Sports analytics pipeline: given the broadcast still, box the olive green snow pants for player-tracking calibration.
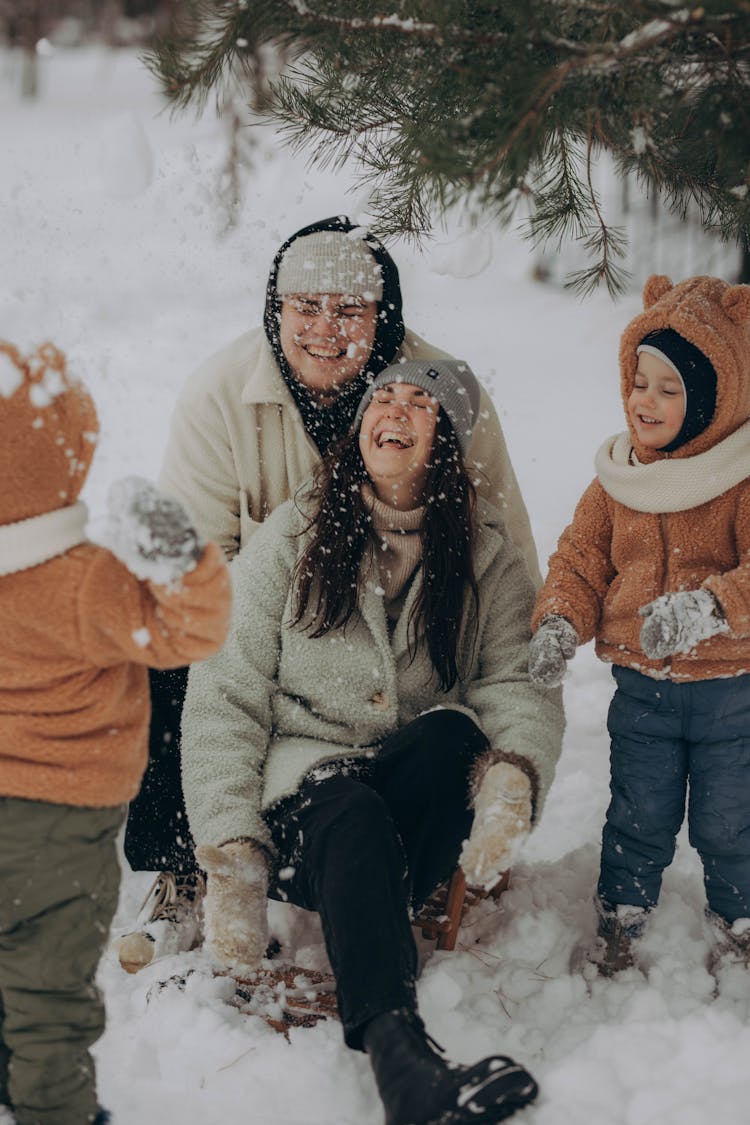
[0,797,124,1125]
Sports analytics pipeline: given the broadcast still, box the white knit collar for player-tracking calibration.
[0,502,89,576]
[595,419,750,513]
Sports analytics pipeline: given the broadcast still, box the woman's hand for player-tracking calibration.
[460,760,532,891]
[195,841,269,972]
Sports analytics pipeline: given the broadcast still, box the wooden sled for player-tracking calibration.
[149,870,510,1037]
[413,868,511,951]
[146,964,339,1039]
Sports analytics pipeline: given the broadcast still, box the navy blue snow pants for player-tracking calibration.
[599,666,750,923]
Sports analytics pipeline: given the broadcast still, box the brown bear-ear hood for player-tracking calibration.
[0,341,99,525]
[619,275,750,462]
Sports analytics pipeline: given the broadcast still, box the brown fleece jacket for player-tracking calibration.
[0,341,232,807]
[532,275,750,682]
[0,541,231,807]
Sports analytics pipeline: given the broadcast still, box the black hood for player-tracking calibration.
[262,216,405,454]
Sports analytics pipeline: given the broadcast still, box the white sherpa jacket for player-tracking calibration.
[158,327,541,585]
[181,496,563,855]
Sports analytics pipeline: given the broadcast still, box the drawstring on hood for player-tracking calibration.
[262,216,405,455]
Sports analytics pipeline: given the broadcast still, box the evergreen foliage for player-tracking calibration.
[146,1,750,294]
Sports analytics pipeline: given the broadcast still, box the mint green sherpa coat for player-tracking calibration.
[181,496,564,855]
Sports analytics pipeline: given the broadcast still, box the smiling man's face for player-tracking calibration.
[279,293,378,398]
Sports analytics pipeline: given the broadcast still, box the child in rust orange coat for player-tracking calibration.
[0,341,231,1125]
[528,275,750,980]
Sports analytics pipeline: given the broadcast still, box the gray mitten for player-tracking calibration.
[528,615,578,687]
[639,589,728,659]
[196,841,269,972]
[105,475,203,583]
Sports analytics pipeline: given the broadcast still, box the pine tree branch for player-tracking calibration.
[144,0,750,292]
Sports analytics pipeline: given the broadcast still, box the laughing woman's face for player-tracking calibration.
[358,382,439,510]
[279,293,377,399]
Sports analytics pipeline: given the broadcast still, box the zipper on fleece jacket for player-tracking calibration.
[656,510,672,675]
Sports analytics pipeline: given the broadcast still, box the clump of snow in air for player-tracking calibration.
[3,44,749,1125]
[97,110,154,198]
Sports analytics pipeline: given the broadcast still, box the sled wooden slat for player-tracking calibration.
[412,868,511,951]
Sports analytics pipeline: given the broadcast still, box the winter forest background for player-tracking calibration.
[2,5,750,1124]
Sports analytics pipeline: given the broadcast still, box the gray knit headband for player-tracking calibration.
[352,359,481,456]
[276,231,384,301]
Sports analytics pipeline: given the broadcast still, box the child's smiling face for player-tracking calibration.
[628,351,686,449]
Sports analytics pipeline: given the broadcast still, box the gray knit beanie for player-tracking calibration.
[276,230,384,301]
[352,359,481,456]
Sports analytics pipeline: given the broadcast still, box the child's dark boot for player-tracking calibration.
[572,900,648,979]
[705,908,750,994]
[362,1007,537,1124]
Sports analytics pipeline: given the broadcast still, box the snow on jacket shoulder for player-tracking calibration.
[181,496,563,854]
[158,326,541,584]
[0,540,231,808]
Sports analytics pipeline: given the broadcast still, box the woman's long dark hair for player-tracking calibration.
[290,409,479,691]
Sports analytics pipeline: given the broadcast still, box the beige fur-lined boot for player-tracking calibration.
[116,871,206,974]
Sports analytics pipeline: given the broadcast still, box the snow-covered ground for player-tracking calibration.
[2,46,749,1125]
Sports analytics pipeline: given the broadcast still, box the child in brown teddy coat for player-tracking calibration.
[528,275,750,980]
[0,341,231,1125]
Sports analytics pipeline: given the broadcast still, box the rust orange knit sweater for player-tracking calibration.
[0,540,230,807]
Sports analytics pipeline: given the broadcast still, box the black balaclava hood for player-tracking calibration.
[638,328,718,453]
[263,216,406,455]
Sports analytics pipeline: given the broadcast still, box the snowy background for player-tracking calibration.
[1,47,748,1125]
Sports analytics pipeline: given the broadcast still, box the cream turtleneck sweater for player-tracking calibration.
[361,483,425,628]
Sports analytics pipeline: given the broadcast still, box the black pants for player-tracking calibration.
[265,710,489,1049]
[123,667,199,876]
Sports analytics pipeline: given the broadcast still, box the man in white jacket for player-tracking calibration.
[116,215,542,973]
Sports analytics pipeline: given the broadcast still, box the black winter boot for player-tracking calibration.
[362,1009,538,1125]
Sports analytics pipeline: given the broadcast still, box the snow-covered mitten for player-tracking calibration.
[104,475,204,583]
[528,615,578,687]
[196,841,269,973]
[638,588,728,659]
[460,760,532,890]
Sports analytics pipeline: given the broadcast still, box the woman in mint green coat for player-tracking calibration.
[182,359,564,1125]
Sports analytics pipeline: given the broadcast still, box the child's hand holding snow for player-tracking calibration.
[105,475,204,583]
[460,760,532,891]
[196,841,269,973]
[528,615,578,687]
[639,588,728,659]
